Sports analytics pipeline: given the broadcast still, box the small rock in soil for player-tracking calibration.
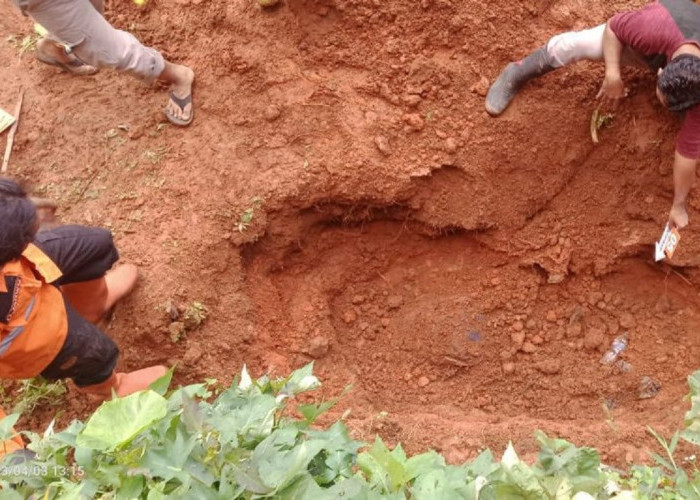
[264,104,282,121]
[169,321,186,342]
[306,336,330,359]
[343,310,357,324]
[546,310,557,322]
[402,113,425,131]
[583,327,605,351]
[587,291,604,305]
[470,76,489,97]
[381,318,391,328]
[566,322,582,338]
[128,125,144,140]
[620,312,636,329]
[615,360,633,373]
[535,360,561,375]
[502,362,515,375]
[521,342,537,353]
[183,345,204,365]
[638,376,661,399]
[526,319,537,330]
[531,334,544,345]
[510,330,525,347]
[352,295,365,305]
[402,94,422,107]
[374,135,392,156]
[165,300,180,321]
[387,295,404,309]
[418,376,430,387]
[512,321,524,332]
[445,137,458,153]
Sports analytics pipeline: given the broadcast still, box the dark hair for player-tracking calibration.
[658,54,700,112]
[0,178,37,265]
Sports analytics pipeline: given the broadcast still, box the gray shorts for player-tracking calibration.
[15,0,165,82]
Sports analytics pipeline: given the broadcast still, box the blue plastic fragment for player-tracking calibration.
[468,331,482,342]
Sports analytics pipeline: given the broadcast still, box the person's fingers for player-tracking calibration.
[31,197,57,210]
[596,87,603,100]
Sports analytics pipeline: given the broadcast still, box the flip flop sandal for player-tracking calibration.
[35,50,98,76]
[165,91,194,127]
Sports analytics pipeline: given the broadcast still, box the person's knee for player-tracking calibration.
[546,26,604,67]
[546,33,582,67]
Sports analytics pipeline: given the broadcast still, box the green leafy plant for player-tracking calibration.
[183,301,208,330]
[6,33,39,58]
[5,366,700,498]
[4,377,66,416]
[237,197,262,232]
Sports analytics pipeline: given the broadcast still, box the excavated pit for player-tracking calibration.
[243,203,700,462]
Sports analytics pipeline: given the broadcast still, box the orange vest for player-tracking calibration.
[0,244,67,379]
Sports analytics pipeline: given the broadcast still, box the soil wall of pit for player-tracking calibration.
[1,0,699,464]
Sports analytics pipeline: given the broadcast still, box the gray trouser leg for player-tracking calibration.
[23,0,165,83]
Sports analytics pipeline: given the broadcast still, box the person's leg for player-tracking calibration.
[485,24,606,116]
[33,225,137,323]
[24,0,194,125]
[61,264,138,323]
[40,300,167,399]
[33,0,102,75]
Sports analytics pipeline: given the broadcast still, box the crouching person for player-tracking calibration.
[0,178,166,400]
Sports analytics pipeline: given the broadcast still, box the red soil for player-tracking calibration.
[2,0,699,466]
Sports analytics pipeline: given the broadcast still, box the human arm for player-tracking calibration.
[596,22,626,106]
[668,150,696,229]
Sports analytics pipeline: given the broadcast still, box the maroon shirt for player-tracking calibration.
[610,0,700,159]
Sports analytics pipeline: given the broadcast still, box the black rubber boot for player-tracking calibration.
[485,47,555,116]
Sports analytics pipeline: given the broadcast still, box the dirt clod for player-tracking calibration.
[510,330,525,348]
[639,376,661,399]
[343,310,357,324]
[418,376,430,387]
[183,345,203,365]
[306,336,330,359]
[264,104,282,122]
[521,342,537,354]
[502,362,515,375]
[584,328,605,352]
[535,360,561,375]
[470,76,489,97]
[620,313,636,329]
[387,295,404,309]
[374,135,392,156]
[402,113,425,132]
[168,322,186,343]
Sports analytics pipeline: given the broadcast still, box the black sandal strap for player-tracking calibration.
[169,91,192,111]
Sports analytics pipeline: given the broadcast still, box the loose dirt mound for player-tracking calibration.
[1,0,699,466]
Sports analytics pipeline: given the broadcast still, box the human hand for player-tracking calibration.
[669,203,689,229]
[596,75,627,109]
[30,197,58,231]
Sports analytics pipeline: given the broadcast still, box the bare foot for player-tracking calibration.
[104,264,139,311]
[160,62,195,125]
[35,38,98,76]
